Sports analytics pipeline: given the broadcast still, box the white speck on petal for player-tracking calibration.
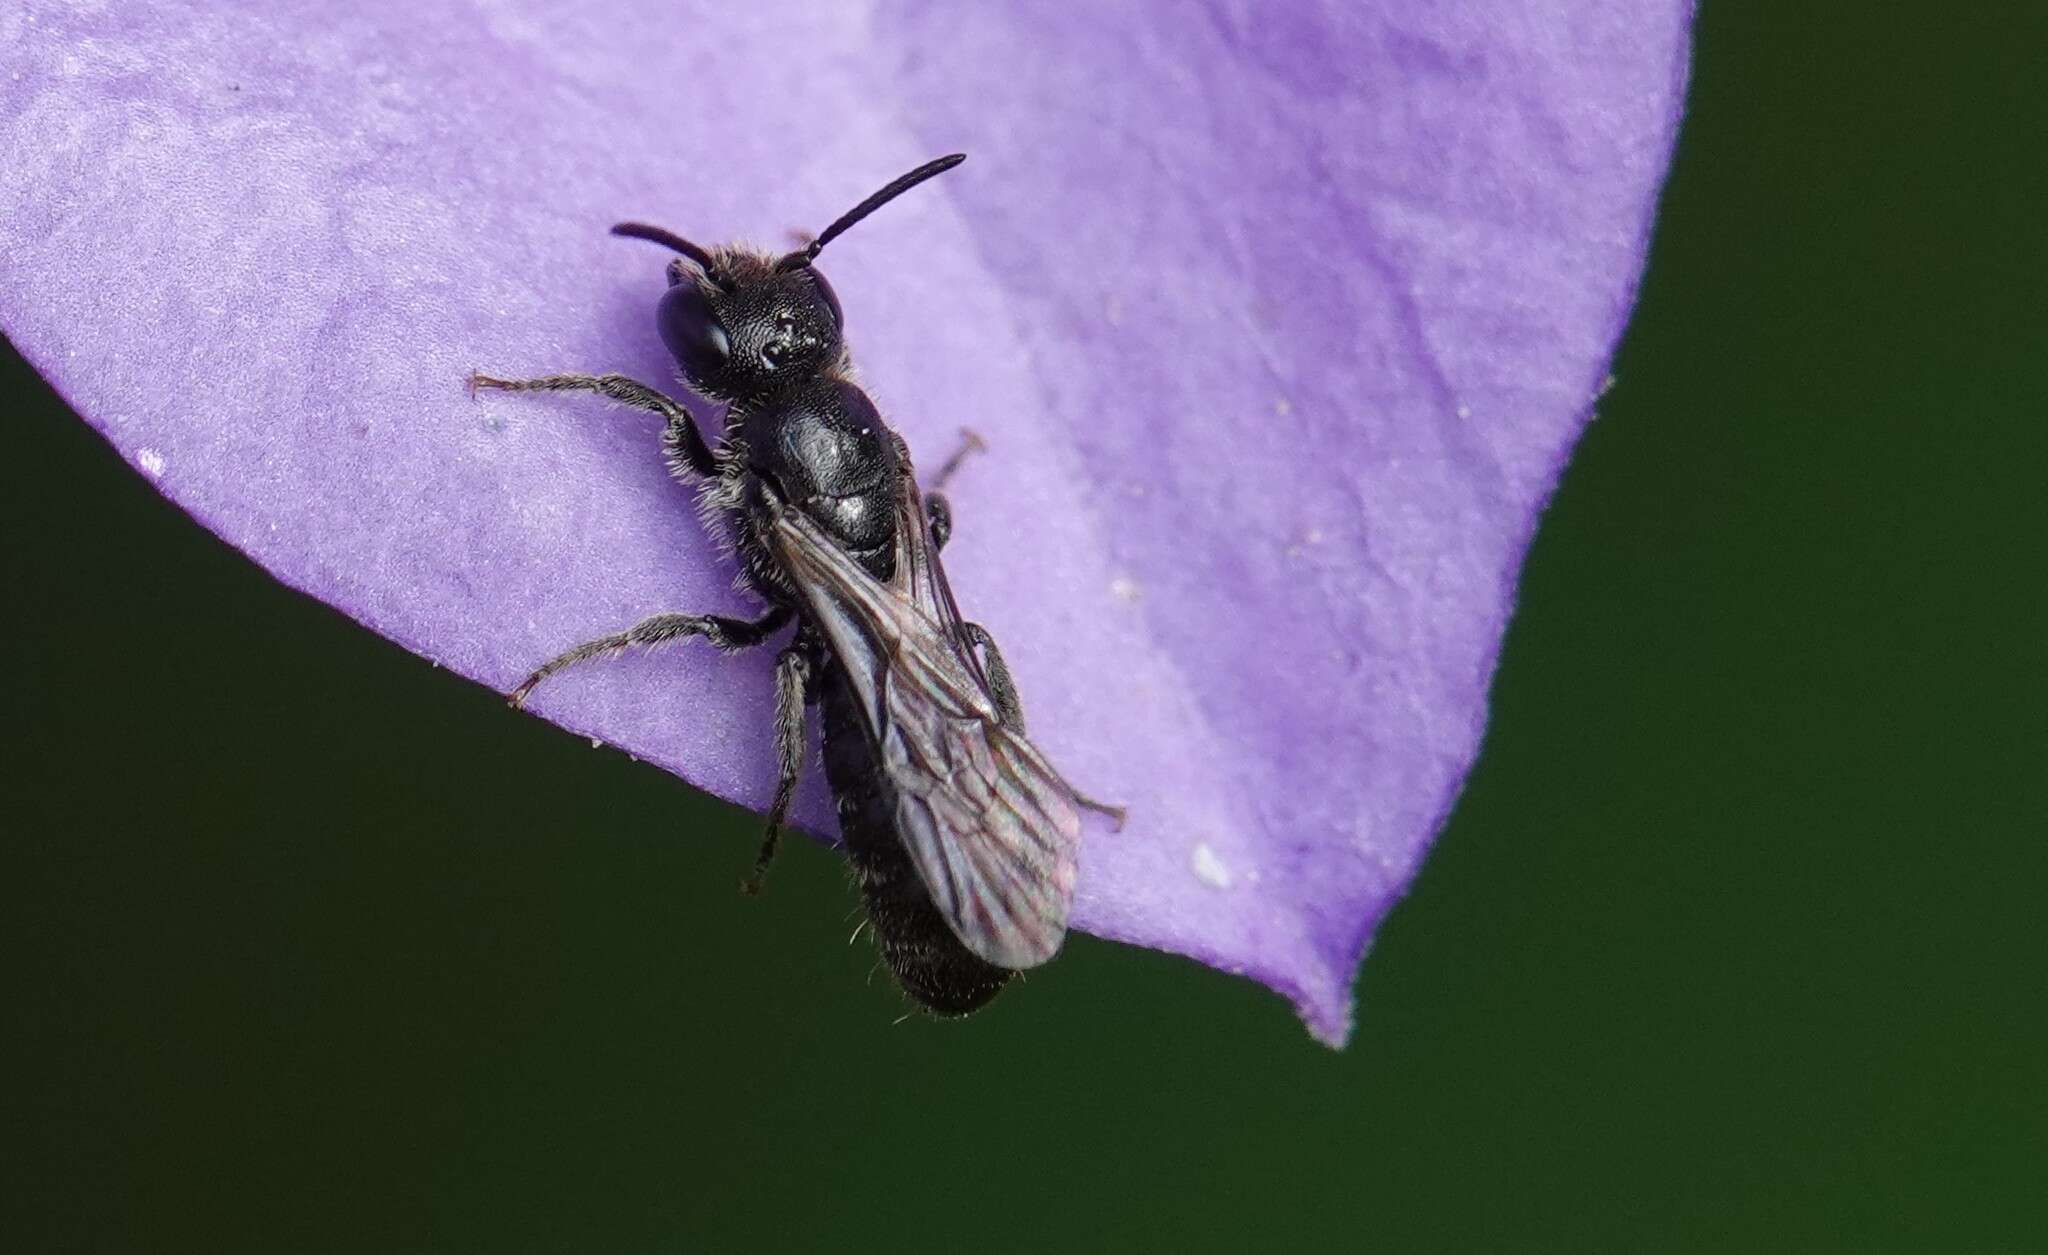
[589,737,604,749]
[137,448,165,478]
[1455,404,1472,420]
[1191,842,1234,889]
[1109,575,1142,602]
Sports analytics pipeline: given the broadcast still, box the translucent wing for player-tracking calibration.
[763,482,1085,969]
[887,466,989,687]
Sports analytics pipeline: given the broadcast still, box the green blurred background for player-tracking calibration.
[5,7,2042,1251]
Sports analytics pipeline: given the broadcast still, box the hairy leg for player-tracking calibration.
[960,621,1024,732]
[741,645,814,895]
[964,620,1126,829]
[468,371,718,477]
[508,607,791,707]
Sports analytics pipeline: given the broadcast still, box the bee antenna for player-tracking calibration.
[610,222,719,273]
[776,153,966,273]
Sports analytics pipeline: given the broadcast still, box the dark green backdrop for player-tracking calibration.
[6,7,2042,1251]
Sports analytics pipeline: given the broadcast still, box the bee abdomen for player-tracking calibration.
[818,663,1012,1015]
[847,829,1012,1016]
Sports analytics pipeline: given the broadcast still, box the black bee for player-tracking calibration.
[471,155,1120,1015]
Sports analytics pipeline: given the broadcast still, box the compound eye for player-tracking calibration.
[807,267,844,331]
[656,283,730,382]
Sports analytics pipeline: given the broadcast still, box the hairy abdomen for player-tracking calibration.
[818,661,1012,1015]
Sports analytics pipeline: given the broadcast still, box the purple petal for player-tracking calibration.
[0,2,1691,1044]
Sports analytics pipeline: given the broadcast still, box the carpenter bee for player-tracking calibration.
[471,155,1120,1015]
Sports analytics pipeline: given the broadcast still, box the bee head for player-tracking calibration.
[612,153,965,402]
[627,247,843,399]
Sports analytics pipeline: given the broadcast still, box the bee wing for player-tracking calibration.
[764,492,1081,969]
[889,474,989,684]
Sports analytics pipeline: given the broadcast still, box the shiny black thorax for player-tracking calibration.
[725,373,903,580]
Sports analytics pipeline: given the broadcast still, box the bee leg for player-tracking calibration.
[741,645,813,896]
[507,607,791,708]
[467,371,717,477]
[965,622,1125,829]
[925,492,954,550]
[960,622,1025,733]
[926,427,987,493]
